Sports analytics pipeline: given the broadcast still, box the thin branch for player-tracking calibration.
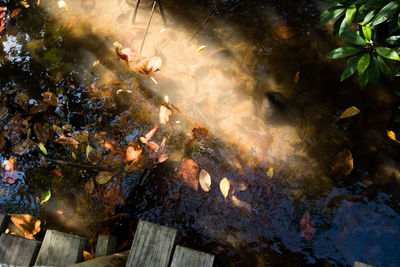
[44,157,123,171]
[140,1,157,54]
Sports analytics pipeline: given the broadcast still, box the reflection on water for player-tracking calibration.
[0,0,400,266]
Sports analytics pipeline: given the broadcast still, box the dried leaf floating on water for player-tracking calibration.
[300,211,316,240]
[199,169,211,192]
[339,106,360,119]
[10,8,21,18]
[179,159,200,191]
[387,130,400,143]
[96,171,114,184]
[136,56,162,74]
[10,214,41,240]
[220,177,230,199]
[158,154,169,163]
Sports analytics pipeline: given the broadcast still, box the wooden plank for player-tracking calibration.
[170,245,214,267]
[125,220,177,267]
[354,261,374,267]
[0,213,9,232]
[0,233,41,266]
[69,250,129,267]
[95,234,117,258]
[34,229,87,267]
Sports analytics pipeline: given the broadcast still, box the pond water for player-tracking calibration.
[1,0,400,266]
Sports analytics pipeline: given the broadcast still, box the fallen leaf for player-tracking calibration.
[38,143,47,155]
[196,46,207,53]
[56,210,64,215]
[136,56,162,74]
[139,137,147,144]
[199,169,211,192]
[294,72,300,83]
[266,168,273,178]
[96,171,113,184]
[40,190,51,204]
[330,148,353,177]
[9,214,41,239]
[220,177,230,199]
[160,137,167,149]
[144,125,159,142]
[83,251,94,261]
[126,146,142,161]
[6,113,23,145]
[52,124,64,136]
[62,124,73,131]
[300,211,316,240]
[158,154,168,163]
[92,60,100,67]
[275,25,294,39]
[53,169,62,177]
[33,122,54,143]
[179,159,199,191]
[387,130,400,143]
[232,195,251,213]
[3,157,16,172]
[84,179,94,194]
[10,8,21,18]
[159,105,171,124]
[86,144,93,160]
[55,136,79,149]
[190,127,208,141]
[42,91,58,106]
[339,106,360,119]
[0,7,7,12]
[15,92,29,111]
[119,48,138,62]
[20,1,29,8]
[29,101,48,114]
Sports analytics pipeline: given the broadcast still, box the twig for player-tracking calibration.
[44,157,123,171]
[188,0,225,44]
[140,1,157,54]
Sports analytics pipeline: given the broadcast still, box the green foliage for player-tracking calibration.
[321,0,400,87]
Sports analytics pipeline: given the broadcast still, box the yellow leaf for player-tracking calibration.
[139,137,147,144]
[339,106,360,119]
[199,169,211,192]
[387,130,400,143]
[83,251,94,261]
[196,46,207,53]
[266,167,273,178]
[219,178,230,199]
[86,144,93,160]
[38,143,47,155]
[92,60,100,67]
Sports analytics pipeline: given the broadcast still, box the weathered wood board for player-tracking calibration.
[354,261,374,267]
[126,220,177,267]
[170,245,214,267]
[95,234,117,258]
[69,250,130,267]
[34,229,87,267]
[0,233,41,266]
[0,213,9,233]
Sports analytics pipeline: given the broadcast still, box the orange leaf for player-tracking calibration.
[159,105,171,124]
[83,251,94,261]
[9,214,41,239]
[56,210,64,215]
[300,211,316,240]
[144,125,159,142]
[55,136,79,149]
[126,146,142,162]
[3,157,16,172]
[158,154,168,163]
[53,169,62,177]
[294,72,300,83]
[179,159,199,191]
[387,130,400,143]
[10,8,21,18]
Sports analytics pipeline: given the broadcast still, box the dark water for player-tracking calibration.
[0,0,400,266]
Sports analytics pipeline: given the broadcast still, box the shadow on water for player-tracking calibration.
[0,0,400,266]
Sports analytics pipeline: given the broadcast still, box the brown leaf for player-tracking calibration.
[55,136,79,149]
[84,179,94,194]
[126,146,142,162]
[179,159,199,190]
[6,113,23,145]
[144,125,159,142]
[159,105,171,124]
[158,154,168,163]
[136,56,162,74]
[96,171,114,184]
[33,122,54,143]
[275,25,294,39]
[42,91,58,106]
[300,211,316,240]
[29,100,48,114]
[330,148,353,177]
[15,92,29,111]
[10,8,21,18]
[9,214,41,239]
[190,127,208,141]
[294,72,300,83]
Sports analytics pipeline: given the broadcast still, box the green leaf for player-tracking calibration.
[372,1,400,26]
[345,4,357,26]
[362,25,372,41]
[341,30,367,45]
[40,190,51,204]
[334,16,345,36]
[328,44,364,59]
[319,7,346,25]
[359,67,369,88]
[394,64,400,76]
[358,53,370,74]
[377,55,393,79]
[386,35,400,45]
[364,10,376,23]
[398,12,400,31]
[340,55,362,81]
[38,143,47,155]
[368,56,380,86]
[376,47,400,61]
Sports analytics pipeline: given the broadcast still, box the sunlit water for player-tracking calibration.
[0,0,400,266]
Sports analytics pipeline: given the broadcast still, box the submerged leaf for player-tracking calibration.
[136,56,162,74]
[126,146,142,162]
[330,148,353,177]
[38,143,47,155]
[158,154,169,163]
[179,159,199,191]
[159,105,171,124]
[339,106,360,119]
[199,169,211,192]
[300,211,316,240]
[266,167,273,178]
[232,195,251,213]
[40,190,51,204]
[294,72,300,83]
[55,136,79,149]
[10,8,21,18]
[96,171,114,184]
[42,91,58,106]
[219,178,230,199]
[10,214,41,240]
[84,179,94,194]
